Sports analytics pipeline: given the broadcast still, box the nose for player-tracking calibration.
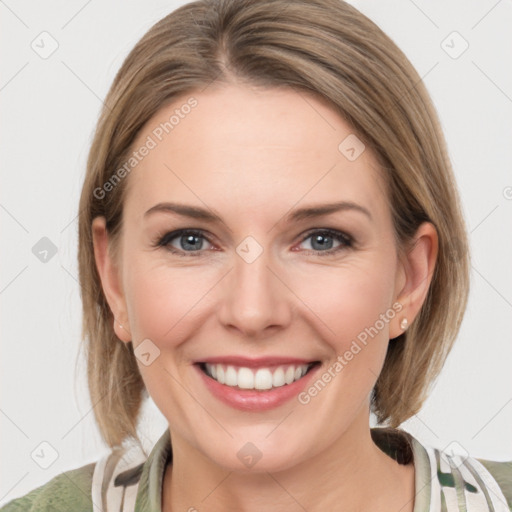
[217,245,292,338]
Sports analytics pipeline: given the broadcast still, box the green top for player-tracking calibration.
[1,427,511,511]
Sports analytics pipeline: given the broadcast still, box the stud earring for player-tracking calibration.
[400,318,408,331]
[114,319,126,331]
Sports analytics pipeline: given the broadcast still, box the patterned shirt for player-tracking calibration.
[1,427,511,511]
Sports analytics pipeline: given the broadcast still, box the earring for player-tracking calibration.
[400,318,408,331]
[114,319,126,331]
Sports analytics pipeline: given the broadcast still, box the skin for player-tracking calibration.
[92,83,438,511]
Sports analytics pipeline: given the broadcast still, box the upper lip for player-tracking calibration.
[196,356,318,368]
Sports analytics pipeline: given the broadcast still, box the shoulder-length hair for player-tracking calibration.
[78,0,470,449]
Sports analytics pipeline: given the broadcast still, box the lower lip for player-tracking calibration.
[195,364,320,411]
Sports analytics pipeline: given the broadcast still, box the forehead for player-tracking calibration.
[123,84,388,224]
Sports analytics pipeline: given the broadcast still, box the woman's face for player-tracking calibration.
[94,84,413,472]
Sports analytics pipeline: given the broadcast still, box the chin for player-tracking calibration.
[201,435,310,474]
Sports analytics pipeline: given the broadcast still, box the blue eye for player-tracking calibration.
[155,229,212,256]
[153,228,353,257]
[298,229,353,254]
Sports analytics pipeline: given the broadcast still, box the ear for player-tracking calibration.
[91,216,132,343]
[389,222,438,339]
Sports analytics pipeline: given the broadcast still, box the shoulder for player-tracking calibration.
[372,427,512,511]
[0,441,149,512]
[420,439,512,511]
[0,462,96,512]
[474,456,512,509]
[0,438,152,512]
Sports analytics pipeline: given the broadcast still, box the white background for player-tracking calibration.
[1,0,511,505]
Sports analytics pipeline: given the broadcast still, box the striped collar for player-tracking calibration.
[92,427,509,511]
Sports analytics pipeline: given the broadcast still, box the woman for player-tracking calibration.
[2,0,510,511]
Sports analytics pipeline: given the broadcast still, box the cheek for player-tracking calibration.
[292,257,397,349]
[125,250,398,352]
[124,254,220,343]
[290,260,398,424]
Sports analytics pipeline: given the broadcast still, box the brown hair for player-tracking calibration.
[78,0,470,449]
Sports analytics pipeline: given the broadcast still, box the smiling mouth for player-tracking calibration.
[198,362,320,391]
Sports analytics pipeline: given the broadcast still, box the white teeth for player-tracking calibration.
[254,368,273,390]
[272,367,285,387]
[238,367,254,389]
[285,366,295,385]
[204,363,311,390]
[225,366,237,386]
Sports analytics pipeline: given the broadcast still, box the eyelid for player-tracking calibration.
[299,227,352,243]
[153,228,215,255]
[295,228,353,254]
[153,227,354,257]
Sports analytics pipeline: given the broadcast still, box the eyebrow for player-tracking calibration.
[143,200,372,223]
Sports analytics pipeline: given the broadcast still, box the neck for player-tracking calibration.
[162,409,415,512]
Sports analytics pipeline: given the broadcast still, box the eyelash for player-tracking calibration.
[152,228,354,257]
